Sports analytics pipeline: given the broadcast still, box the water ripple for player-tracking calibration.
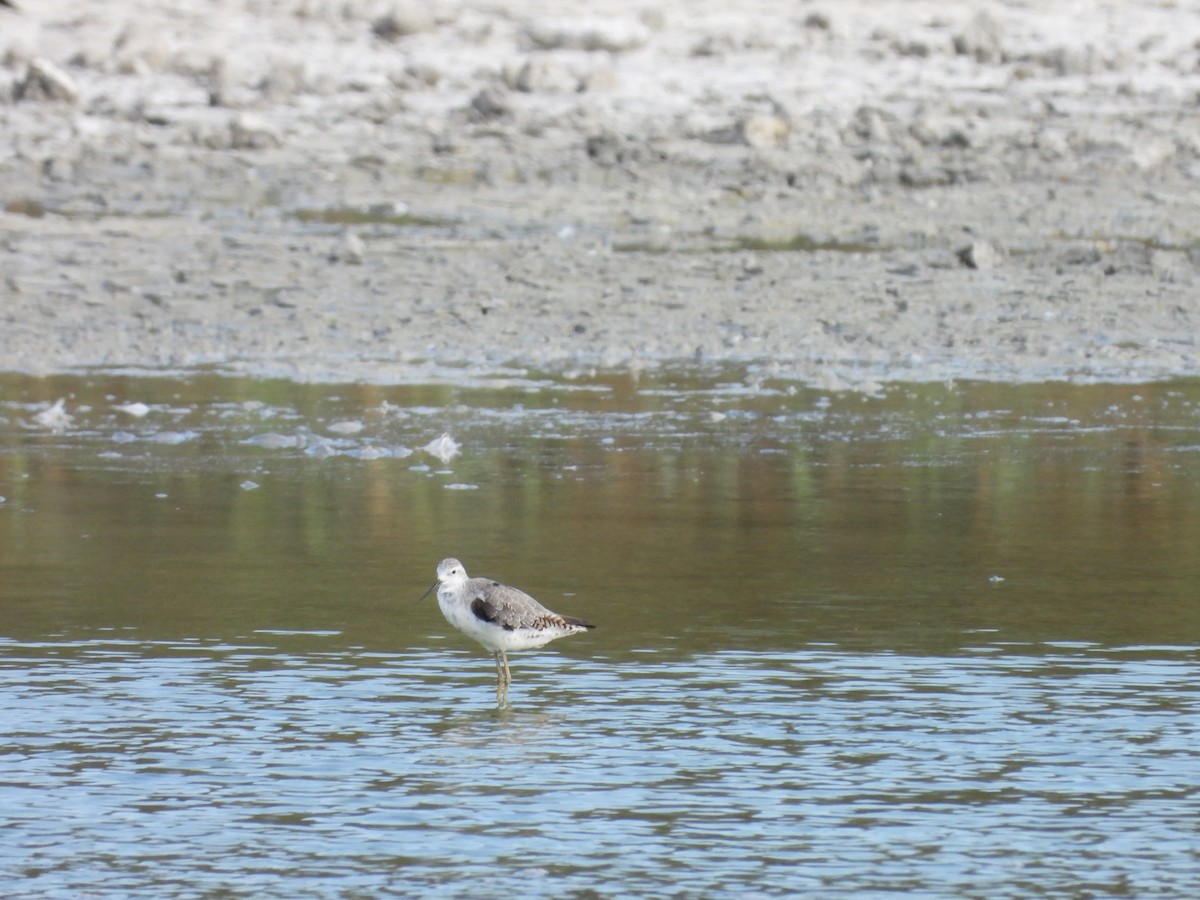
[2,640,1197,897]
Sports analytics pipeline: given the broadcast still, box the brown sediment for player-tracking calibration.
[1,1,1198,390]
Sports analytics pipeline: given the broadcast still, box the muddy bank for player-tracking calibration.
[2,1,1199,390]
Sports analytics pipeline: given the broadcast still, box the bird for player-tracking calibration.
[419,557,594,707]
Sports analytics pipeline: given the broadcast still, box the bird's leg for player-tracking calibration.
[498,651,512,708]
[493,652,504,706]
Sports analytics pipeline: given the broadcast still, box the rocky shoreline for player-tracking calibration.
[3,1,1199,389]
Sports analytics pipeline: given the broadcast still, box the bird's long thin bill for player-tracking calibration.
[417,580,438,602]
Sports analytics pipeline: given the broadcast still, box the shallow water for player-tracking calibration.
[2,369,1199,897]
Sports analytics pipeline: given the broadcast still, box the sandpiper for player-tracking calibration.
[419,557,594,707]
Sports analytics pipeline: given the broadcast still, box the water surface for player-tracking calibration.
[2,369,1198,896]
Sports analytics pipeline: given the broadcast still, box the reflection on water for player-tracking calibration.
[2,369,1199,896]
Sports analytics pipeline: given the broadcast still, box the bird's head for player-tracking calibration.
[418,557,469,601]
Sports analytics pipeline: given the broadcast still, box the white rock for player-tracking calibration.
[739,115,789,149]
[114,402,151,418]
[149,430,196,445]
[422,432,460,463]
[511,58,577,94]
[243,432,304,449]
[372,3,436,41]
[523,18,650,53]
[305,441,336,459]
[340,233,365,264]
[33,398,73,432]
[229,113,281,150]
[957,240,1004,270]
[467,87,510,122]
[579,68,619,93]
[16,58,80,103]
[953,11,1005,63]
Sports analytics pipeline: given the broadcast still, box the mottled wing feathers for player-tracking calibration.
[470,595,513,631]
[467,578,593,632]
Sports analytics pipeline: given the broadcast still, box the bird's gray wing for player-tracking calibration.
[468,579,559,631]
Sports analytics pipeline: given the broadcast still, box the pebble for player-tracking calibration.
[739,115,789,149]
[422,433,460,463]
[957,240,1004,270]
[523,18,650,53]
[579,68,618,93]
[468,87,509,122]
[510,59,577,94]
[372,2,436,41]
[149,430,196,445]
[243,432,304,449]
[229,113,281,150]
[340,233,366,265]
[15,58,79,103]
[33,398,73,432]
[953,11,1005,63]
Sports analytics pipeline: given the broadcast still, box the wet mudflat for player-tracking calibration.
[2,368,1199,897]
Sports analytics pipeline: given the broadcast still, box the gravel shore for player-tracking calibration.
[3,1,1199,389]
